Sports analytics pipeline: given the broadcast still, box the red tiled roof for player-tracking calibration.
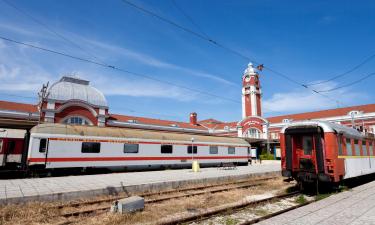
[198,118,238,130]
[110,114,207,130]
[1,99,374,132]
[198,118,223,124]
[266,104,375,124]
[0,100,38,113]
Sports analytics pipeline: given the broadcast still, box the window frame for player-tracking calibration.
[354,139,360,156]
[209,146,218,154]
[338,135,343,155]
[302,136,313,155]
[346,138,352,156]
[124,143,139,154]
[161,145,173,154]
[228,147,235,154]
[39,138,48,153]
[81,142,101,153]
[362,140,367,156]
[187,145,197,154]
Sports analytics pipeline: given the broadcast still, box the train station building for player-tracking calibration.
[0,63,374,145]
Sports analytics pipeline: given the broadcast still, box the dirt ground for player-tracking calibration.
[0,176,293,225]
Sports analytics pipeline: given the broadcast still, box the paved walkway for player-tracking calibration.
[259,179,375,225]
[0,161,280,204]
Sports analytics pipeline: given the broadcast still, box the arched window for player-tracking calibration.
[245,128,262,139]
[62,116,92,125]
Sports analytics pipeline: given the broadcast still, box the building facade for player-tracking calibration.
[0,65,374,141]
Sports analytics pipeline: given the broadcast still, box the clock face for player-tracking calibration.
[245,76,250,82]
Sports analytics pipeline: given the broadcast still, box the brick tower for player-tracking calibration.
[242,63,262,119]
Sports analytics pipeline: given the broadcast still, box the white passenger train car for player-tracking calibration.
[26,124,250,170]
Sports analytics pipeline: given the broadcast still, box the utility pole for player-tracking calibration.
[37,82,49,124]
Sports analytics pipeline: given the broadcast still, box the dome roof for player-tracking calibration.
[48,76,108,107]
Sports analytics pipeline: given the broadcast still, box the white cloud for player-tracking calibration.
[77,72,197,101]
[70,35,236,86]
[263,82,367,113]
[0,21,236,92]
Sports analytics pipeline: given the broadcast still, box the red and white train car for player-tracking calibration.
[280,121,375,185]
[26,124,250,170]
[0,129,26,168]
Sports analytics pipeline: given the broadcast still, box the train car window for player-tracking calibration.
[337,136,343,155]
[354,140,360,156]
[161,145,173,154]
[0,140,3,152]
[302,136,313,155]
[228,147,235,154]
[81,142,100,153]
[39,139,48,153]
[187,146,197,154]
[124,144,139,153]
[362,141,367,155]
[209,146,218,154]
[346,138,352,156]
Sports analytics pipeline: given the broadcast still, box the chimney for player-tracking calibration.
[190,112,197,125]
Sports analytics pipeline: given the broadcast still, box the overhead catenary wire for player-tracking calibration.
[317,72,375,93]
[120,0,305,86]
[1,0,108,66]
[120,0,350,108]
[305,53,375,87]
[0,35,283,115]
[0,35,241,104]
[171,0,210,40]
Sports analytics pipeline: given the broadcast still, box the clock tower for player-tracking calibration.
[242,62,262,119]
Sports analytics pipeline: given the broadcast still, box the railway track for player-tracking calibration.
[155,191,303,225]
[57,176,279,218]
[237,200,313,225]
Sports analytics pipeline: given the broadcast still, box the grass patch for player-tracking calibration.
[295,195,307,204]
[222,217,239,225]
[254,208,269,216]
[316,193,332,201]
[259,153,275,160]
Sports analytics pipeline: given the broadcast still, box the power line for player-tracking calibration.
[317,72,375,93]
[0,35,243,104]
[120,0,302,85]
[1,0,107,65]
[306,52,375,86]
[171,0,210,39]
[120,0,351,108]
[0,35,287,116]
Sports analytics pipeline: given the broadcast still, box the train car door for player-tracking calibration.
[294,135,316,173]
[38,138,49,167]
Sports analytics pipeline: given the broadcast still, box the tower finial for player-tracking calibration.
[244,62,256,75]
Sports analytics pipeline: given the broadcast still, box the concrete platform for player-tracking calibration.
[0,160,280,205]
[259,179,375,225]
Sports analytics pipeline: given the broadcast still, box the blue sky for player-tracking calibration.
[0,0,374,122]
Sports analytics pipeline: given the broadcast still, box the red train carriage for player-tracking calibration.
[0,129,27,169]
[280,121,375,186]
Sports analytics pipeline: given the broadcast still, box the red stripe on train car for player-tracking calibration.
[28,156,248,162]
